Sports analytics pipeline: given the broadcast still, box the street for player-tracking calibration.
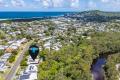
[5,41,33,80]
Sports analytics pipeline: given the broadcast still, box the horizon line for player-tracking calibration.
[0,10,120,12]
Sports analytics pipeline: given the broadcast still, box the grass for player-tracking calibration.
[0,74,4,80]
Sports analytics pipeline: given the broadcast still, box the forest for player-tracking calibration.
[38,32,120,80]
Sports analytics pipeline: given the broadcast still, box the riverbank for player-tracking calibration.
[91,52,120,80]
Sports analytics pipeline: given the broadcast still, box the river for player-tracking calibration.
[91,57,106,80]
[91,51,120,80]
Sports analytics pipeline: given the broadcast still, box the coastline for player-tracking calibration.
[0,12,69,22]
[0,16,57,22]
[0,14,65,22]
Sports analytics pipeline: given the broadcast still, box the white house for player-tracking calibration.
[0,61,6,72]
[116,64,120,71]
[25,64,38,72]
[0,45,5,50]
[0,45,8,50]
[27,56,39,65]
[44,41,51,50]
[1,53,11,61]
[19,64,38,80]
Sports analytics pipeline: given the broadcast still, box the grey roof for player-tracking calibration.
[0,61,5,68]
[19,73,30,80]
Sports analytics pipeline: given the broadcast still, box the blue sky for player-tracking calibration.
[0,0,120,11]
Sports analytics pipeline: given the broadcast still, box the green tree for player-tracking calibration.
[8,55,15,63]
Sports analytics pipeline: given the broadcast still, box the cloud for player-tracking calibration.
[101,0,120,7]
[0,0,4,6]
[35,0,52,8]
[43,0,53,8]
[112,0,120,5]
[70,0,80,8]
[52,0,64,8]
[101,0,109,3]
[42,0,50,7]
[101,0,120,5]
[0,0,8,7]
[88,1,97,9]
[34,0,40,1]
[34,0,80,8]
[11,0,25,7]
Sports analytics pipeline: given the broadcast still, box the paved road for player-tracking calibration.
[5,41,33,80]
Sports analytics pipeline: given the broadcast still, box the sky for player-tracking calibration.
[0,0,120,11]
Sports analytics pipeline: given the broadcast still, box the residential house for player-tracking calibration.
[19,64,38,80]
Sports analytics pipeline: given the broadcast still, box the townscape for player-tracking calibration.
[0,10,120,80]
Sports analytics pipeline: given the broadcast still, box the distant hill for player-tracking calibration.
[79,10,120,17]
[64,10,120,22]
[1,10,120,22]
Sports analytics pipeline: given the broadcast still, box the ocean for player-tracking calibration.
[0,12,70,19]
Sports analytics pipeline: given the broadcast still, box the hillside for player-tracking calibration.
[64,10,120,22]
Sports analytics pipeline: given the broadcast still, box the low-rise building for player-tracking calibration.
[0,61,6,72]
[116,64,120,71]
[19,64,38,80]
[0,45,8,50]
[27,57,39,65]
[0,53,11,62]
[0,53,12,72]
